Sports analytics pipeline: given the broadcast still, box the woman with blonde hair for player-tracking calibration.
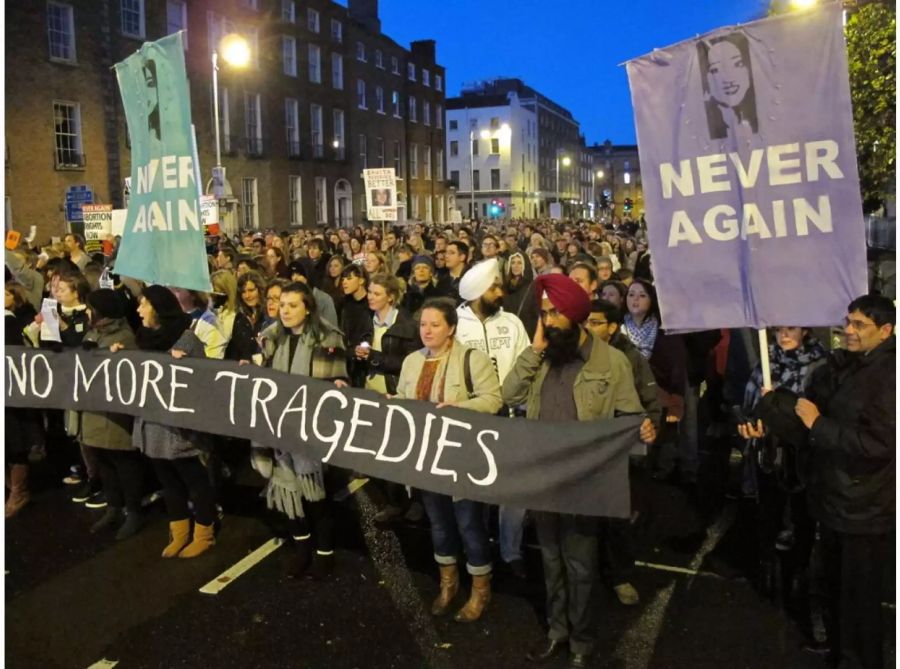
[364,250,388,276]
[210,270,238,347]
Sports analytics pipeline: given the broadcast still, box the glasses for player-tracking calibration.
[482,242,496,248]
[844,317,876,331]
[587,319,609,327]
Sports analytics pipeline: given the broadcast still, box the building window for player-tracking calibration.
[241,0,258,9]
[307,8,319,32]
[356,80,367,109]
[425,196,433,222]
[121,0,145,39]
[242,178,258,229]
[423,101,431,127]
[359,134,367,169]
[282,36,297,76]
[166,1,188,49]
[408,96,417,123]
[472,138,479,156]
[310,103,323,157]
[244,92,262,155]
[490,138,499,154]
[436,105,443,129]
[281,0,295,22]
[449,170,459,187]
[289,175,302,225]
[216,86,232,152]
[435,74,443,91]
[375,86,384,114]
[391,90,401,117]
[356,41,366,62]
[248,27,259,68]
[376,138,385,168]
[424,148,432,181]
[285,98,300,157]
[47,2,76,62]
[315,177,327,224]
[53,101,83,168]
[331,53,344,90]
[393,141,401,174]
[375,49,384,69]
[436,149,444,180]
[409,143,418,179]
[449,141,458,157]
[407,62,416,81]
[308,44,321,83]
[490,117,500,130]
[473,170,480,190]
[207,12,234,56]
[422,69,430,87]
[410,193,418,219]
[491,169,500,189]
[331,19,342,42]
[333,108,345,160]
[391,55,399,74]
[449,119,458,131]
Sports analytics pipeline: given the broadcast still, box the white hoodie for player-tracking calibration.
[455,304,530,383]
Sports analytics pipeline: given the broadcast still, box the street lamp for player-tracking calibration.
[211,33,249,230]
[555,149,571,204]
[590,170,604,221]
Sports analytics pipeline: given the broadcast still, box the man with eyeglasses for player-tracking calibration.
[479,234,505,275]
[742,294,894,669]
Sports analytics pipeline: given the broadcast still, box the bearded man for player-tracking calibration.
[502,274,653,669]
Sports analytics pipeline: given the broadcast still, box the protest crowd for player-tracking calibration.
[5,214,894,669]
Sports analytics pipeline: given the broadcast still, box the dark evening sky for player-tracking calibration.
[376,0,768,145]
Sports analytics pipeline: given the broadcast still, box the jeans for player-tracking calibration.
[601,517,635,586]
[535,512,600,656]
[421,491,491,575]
[499,505,527,563]
[677,383,701,477]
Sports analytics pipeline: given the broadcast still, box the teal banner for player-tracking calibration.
[114,32,211,292]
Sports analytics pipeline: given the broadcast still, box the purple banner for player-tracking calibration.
[626,4,867,332]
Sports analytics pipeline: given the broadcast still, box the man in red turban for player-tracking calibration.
[503,273,654,668]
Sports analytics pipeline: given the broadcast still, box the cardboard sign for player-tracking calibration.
[5,230,21,250]
[363,168,398,221]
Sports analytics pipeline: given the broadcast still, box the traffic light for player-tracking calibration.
[623,198,633,213]
[489,199,506,218]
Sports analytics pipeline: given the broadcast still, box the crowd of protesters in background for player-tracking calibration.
[5,214,894,669]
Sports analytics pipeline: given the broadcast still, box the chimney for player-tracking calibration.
[349,0,380,34]
[410,40,436,63]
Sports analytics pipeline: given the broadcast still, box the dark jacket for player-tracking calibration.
[805,337,895,534]
[80,318,136,450]
[402,279,445,317]
[341,293,373,388]
[226,311,264,361]
[502,278,538,339]
[367,308,422,395]
[436,269,466,306]
[648,330,687,420]
[610,331,663,429]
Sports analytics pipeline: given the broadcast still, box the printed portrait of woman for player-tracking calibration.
[371,188,392,206]
[697,32,759,140]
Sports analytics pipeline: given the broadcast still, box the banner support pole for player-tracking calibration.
[758,328,772,390]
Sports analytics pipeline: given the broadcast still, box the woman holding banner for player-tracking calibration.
[254,282,349,579]
[127,285,217,559]
[395,297,502,623]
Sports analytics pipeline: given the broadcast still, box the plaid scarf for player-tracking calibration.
[743,337,827,412]
[622,313,659,359]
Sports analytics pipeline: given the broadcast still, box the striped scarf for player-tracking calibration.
[623,313,659,359]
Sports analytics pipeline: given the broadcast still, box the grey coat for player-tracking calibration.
[132,330,208,459]
[80,318,137,450]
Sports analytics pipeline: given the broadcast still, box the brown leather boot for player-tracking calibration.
[178,522,216,558]
[430,564,459,616]
[5,465,30,518]
[161,519,191,558]
[454,573,491,623]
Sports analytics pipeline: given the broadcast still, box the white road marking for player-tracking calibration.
[86,660,119,669]
[198,538,283,595]
[613,504,737,669]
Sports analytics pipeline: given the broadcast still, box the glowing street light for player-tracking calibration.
[211,33,250,226]
[790,0,817,8]
[555,149,571,205]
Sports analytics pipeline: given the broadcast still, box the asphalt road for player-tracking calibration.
[5,457,895,669]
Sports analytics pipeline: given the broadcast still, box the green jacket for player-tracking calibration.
[501,331,643,422]
[610,331,663,429]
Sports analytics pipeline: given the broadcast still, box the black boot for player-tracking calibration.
[115,511,144,541]
[90,506,123,534]
[305,551,335,580]
[286,536,313,578]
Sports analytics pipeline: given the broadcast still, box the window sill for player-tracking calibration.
[121,32,146,40]
[49,57,78,66]
[55,165,86,172]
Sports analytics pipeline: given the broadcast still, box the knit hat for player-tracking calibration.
[288,260,308,279]
[141,285,184,320]
[459,258,500,301]
[87,288,126,321]
[534,273,591,324]
[412,255,435,272]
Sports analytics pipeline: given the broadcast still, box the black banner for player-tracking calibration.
[5,347,641,517]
